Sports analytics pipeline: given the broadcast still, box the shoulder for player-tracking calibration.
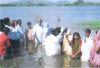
[2,33,8,38]
[33,24,38,28]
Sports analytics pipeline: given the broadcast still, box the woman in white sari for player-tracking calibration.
[63,28,72,55]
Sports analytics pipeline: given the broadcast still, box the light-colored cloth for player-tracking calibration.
[17,25,24,34]
[45,34,62,56]
[42,23,50,44]
[5,25,13,39]
[10,26,20,40]
[32,24,44,44]
[81,36,93,62]
[17,25,24,42]
[92,30,100,67]
[63,34,72,55]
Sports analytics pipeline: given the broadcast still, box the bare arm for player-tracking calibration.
[93,40,99,52]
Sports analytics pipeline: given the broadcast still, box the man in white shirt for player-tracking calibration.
[32,19,44,47]
[81,29,93,62]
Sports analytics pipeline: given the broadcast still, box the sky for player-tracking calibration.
[0,0,21,4]
[1,0,100,4]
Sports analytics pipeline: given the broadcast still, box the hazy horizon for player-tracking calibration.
[1,0,100,4]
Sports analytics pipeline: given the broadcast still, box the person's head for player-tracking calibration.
[73,32,81,40]
[51,28,57,36]
[27,22,31,28]
[17,19,22,26]
[11,20,17,28]
[0,19,5,31]
[85,29,91,37]
[56,27,61,34]
[95,30,98,39]
[3,17,10,26]
[3,27,10,35]
[96,30,100,40]
[64,28,68,34]
[37,19,42,26]
[72,32,81,45]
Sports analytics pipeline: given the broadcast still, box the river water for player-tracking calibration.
[0,6,100,68]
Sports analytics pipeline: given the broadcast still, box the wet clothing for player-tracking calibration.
[42,23,50,44]
[72,40,82,58]
[0,32,10,55]
[32,24,44,44]
[45,34,62,56]
[81,36,93,61]
[25,28,33,42]
[63,34,72,55]
[92,31,100,67]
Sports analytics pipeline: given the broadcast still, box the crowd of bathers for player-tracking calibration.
[0,17,100,67]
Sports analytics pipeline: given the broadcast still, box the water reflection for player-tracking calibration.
[0,58,22,68]
[0,43,95,68]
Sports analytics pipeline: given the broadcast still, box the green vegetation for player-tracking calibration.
[1,0,100,7]
[77,21,100,29]
[0,3,47,7]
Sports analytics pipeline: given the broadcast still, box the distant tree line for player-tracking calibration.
[0,0,100,7]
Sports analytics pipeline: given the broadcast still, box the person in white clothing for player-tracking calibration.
[81,29,93,62]
[42,23,50,44]
[63,28,72,55]
[32,19,44,45]
[45,28,64,56]
[17,19,24,41]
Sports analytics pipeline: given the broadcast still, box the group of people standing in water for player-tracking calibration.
[0,17,100,67]
[0,17,24,60]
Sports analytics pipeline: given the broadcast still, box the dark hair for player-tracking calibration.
[85,29,91,34]
[56,27,61,34]
[3,27,10,35]
[17,19,21,23]
[96,30,98,34]
[51,28,57,36]
[0,19,5,31]
[72,32,81,45]
[17,19,22,25]
[64,28,68,33]
[11,20,16,27]
[3,17,10,25]
[27,22,31,25]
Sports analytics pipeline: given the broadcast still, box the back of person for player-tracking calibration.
[45,34,61,56]
[0,32,10,55]
[45,28,63,56]
[63,29,72,55]
[27,28,33,41]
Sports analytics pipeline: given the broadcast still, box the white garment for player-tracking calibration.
[32,24,44,44]
[17,25,24,34]
[5,25,13,39]
[42,23,50,44]
[81,36,93,61]
[63,34,72,55]
[0,31,3,34]
[17,25,24,42]
[45,34,62,56]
